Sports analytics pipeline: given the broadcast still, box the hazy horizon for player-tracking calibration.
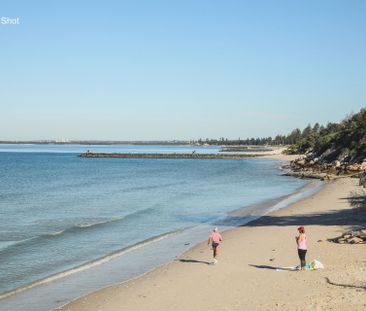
[1,1,365,141]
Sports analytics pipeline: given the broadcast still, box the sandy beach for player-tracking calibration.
[60,158,366,311]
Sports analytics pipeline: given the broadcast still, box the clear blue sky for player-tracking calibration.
[1,0,365,141]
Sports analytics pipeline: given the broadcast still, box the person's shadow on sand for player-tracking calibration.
[178,259,212,265]
[249,264,297,271]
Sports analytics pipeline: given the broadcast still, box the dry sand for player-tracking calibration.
[236,146,299,161]
[60,158,366,311]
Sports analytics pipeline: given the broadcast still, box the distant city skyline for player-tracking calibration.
[1,0,365,141]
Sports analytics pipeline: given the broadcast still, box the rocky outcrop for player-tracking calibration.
[329,229,366,244]
[289,154,366,181]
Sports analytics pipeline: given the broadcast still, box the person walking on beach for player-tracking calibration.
[208,227,222,264]
[296,226,307,271]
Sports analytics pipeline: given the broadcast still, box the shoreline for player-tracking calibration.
[0,229,184,301]
[60,154,366,311]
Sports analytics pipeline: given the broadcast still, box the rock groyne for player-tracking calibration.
[79,152,260,159]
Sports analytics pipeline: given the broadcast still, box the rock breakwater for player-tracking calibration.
[79,152,260,159]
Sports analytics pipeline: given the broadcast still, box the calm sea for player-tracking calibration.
[0,144,314,310]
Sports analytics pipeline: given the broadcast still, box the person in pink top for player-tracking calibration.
[295,226,307,271]
[208,227,223,264]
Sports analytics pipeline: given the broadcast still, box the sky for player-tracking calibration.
[1,0,365,141]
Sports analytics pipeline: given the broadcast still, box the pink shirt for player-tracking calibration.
[298,234,307,250]
[210,232,222,243]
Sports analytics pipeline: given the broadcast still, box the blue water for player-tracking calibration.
[0,144,309,307]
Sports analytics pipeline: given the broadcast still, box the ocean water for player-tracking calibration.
[0,144,312,310]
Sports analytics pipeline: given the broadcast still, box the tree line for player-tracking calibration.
[191,122,342,147]
[192,107,366,163]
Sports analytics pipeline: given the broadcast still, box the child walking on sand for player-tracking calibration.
[208,227,222,264]
[295,226,307,271]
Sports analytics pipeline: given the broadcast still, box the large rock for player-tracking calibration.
[347,164,361,172]
[358,230,366,240]
[359,230,366,239]
[330,229,366,244]
[348,237,364,244]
